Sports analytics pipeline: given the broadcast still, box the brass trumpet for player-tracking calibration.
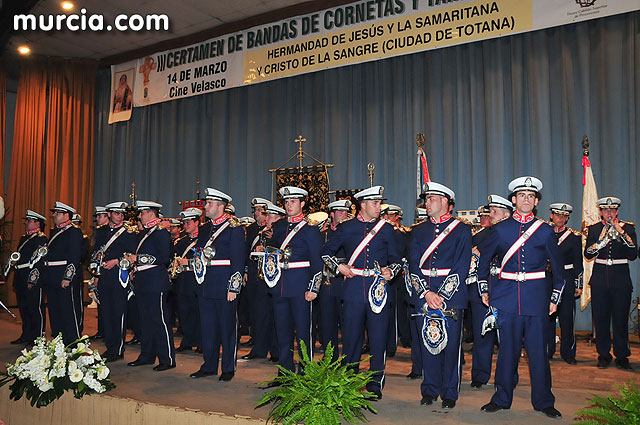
[169,254,184,279]
[203,246,216,260]
[605,219,621,241]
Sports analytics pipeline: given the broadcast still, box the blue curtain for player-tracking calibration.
[95,11,640,330]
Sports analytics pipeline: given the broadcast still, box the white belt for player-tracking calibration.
[351,267,377,277]
[15,264,30,270]
[500,271,546,281]
[420,268,451,277]
[135,264,159,272]
[206,259,231,266]
[595,258,628,266]
[564,264,574,270]
[490,266,501,276]
[44,260,67,267]
[283,261,310,269]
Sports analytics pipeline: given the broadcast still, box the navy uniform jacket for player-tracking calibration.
[195,215,246,299]
[134,224,171,293]
[171,232,199,295]
[267,216,323,298]
[44,224,84,285]
[477,214,565,317]
[14,231,48,289]
[322,216,401,304]
[552,228,583,294]
[245,222,267,294]
[408,216,472,309]
[584,221,637,289]
[92,224,138,284]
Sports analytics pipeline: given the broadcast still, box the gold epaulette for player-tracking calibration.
[173,234,186,245]
[227,216,242,227]
[455,216,473,227]
[621,220,635,226]
[124,223,137,233]
[96,223,108,229]
[410,219,427,228]
[399,225,412,233]
[568,227,582,237]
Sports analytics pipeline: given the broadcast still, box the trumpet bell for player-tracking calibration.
[307,211,329,227]
[203,246,216,259]
[9,252,20,263]
[119,258,131,270]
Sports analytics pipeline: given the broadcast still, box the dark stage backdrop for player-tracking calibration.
[95,11,640,330]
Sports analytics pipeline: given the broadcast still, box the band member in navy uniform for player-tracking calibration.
[323,186,400,400]
[584,196,637,370]
[189,188,246,381]
[547,203,583,364]
[32,202,84,345]
[468,195,512,389]
[318,199,351,362]
[90,206,109,340]
[173,208,203,353]
[408,183,471,409]
[91,202,137,362]
[242,197,277,360]
[9,210,48,346]
[71,213,90,334]
[478,176,564,418]
[263,186,323,375]
[125,201,175,371]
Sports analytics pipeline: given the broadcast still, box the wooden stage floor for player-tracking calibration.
[0,306,638,424]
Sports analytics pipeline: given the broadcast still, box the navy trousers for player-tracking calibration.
[272,296,312,373]
[547,294,576,360]
[45,281,81,345]
[419,310,464,401]
[407,305,423,376]
[198,297,238,374]
[591,284,632,361]
[470,300,495,383]
[492,309,555,410]
[318,291,342,362]
[342,301,389,391]
[100,280,128,356]
[136,291,175,366]
[178,292,201,348]
[15,284,46,342]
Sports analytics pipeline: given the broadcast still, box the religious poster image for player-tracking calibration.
[108,61,136,124]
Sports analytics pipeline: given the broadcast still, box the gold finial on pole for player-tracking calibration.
[367,162,375,187]
[196,180,201,200]
[130,182,136,204]
[295,134,307,169]
[581,135,590,156]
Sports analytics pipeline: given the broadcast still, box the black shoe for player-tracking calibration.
[190,370,217,378]
[10,337,26,345]
[481,402,506,413]
[90,333,103,340]
[442,399,456,409]
[361,344,370,354]
[367,389,382,401]
[387,351,396,358]
[399,338,411,348]
[219,371,235,381]
[241,352,263,360]
[125,337,140,345]
[153,364,176,371]
[176,345,193,353]
[597,357,611,369]
[615,358,632,370]
[537,406,562,418]
[269,356,279,363]
[106,354,124,363]
[406,372,422,380]
[195,347,203,354]
[420,395,434,406]
[471,380,485,389]
[240,338,254,347]
[563,357,577,365]
[127,359,154,367]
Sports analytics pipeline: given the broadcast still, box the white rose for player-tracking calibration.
[69,369,84,383]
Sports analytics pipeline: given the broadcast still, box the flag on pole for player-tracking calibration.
[580,148,599,311]
[416,133,430,202]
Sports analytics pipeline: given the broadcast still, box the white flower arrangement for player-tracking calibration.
[0,334,115,407]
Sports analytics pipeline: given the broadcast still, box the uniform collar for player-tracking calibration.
[513,211,534,223]
[288,213,304,223]
[190,231,198,238]
[144,218,161,229]
[109,223,123,229]
[430,213,451,224]
[554,225,566,233]
[212,213,229,226]
[56,220,72,229]
[26,228,40,235]
[357,213,376,223]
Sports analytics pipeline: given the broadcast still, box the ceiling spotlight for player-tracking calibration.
[61,1,74,10]
[18,45,31,55]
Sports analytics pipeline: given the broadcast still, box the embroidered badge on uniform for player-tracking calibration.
[551,288,562,304]
[422,316,448,355]
[469,252,479,274]
[229,271,242,292]
[368,277,387,314]
[64,264,76,280]
[438,274,459,300]
[193,249,206,284]
[28,268,39,283]
[263,252,281,288]
[309,271,322,293]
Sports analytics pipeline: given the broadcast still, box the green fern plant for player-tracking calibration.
[575,381,640,424]
[256,341,377,425]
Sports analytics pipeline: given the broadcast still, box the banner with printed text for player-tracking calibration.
[110,0,639,119]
